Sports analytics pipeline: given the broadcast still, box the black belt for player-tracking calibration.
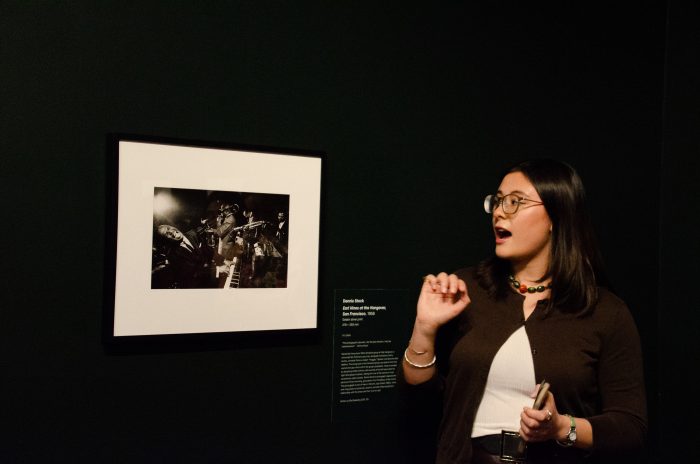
[472,431,528,463]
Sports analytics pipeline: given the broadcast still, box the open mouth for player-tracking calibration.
[495,227,512,239]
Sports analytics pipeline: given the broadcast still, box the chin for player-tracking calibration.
[495,248,528,265]
[494,246,512,260]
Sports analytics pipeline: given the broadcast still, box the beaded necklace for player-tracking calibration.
[508,275,552,294]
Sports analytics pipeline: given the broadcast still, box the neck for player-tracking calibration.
[511,258,550,284]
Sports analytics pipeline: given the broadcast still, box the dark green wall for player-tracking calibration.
[660,1,700,461]
[2,2,674,463]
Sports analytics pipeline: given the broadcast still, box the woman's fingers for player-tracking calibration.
[446,273,460,294]
[422,273,466,295]
[520,398,558,442]
[422,273,436,290]
[428,276,469,307]
[520,411,550,442]
[418,273,471,326]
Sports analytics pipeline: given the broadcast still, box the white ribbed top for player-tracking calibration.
[471,326,537,437]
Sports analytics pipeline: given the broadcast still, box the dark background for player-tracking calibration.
[1,1,695,462]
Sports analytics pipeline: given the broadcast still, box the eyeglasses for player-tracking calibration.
[483,194,544,214]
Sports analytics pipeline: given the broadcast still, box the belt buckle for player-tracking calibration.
[499,430,527,463]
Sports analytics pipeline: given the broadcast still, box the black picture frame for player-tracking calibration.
[103,133,324,350]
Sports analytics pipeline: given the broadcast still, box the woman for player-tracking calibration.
[399,159,647,463]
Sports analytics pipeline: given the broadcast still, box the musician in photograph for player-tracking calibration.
[154,224,214,288]
[239,209,268,262]
[249,237,284,288]
[274,211,288,254]
[213,202,242,287]
[215,202,239,254]
[272,211,289,283]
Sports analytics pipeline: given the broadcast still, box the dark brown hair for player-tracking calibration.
[476,158,608,314]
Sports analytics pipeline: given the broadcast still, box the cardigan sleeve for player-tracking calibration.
[587,294,648,457]
[395,301,468,405]
[395,318,459,464]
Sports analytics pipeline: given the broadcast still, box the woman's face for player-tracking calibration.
[492,172,552,269]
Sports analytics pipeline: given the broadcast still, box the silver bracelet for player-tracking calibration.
[403,348,436,368]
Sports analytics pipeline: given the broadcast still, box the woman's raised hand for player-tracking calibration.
[415,272,470,335]
[403,272,470,383]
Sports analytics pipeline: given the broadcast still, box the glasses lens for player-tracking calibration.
[484,195,493,214]
[484,195,495,214]
[502,194,520,214]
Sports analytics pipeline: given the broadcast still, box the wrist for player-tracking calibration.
[408,333,436,357]
[412,319,439,339]
[556,414,577,447]
[556,415,569,440]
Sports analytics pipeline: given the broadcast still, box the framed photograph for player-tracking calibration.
[103,133,323,344]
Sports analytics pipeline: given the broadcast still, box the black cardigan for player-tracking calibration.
[398,267,647,464]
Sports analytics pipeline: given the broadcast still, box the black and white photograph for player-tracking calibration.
[151,187,290,290]
[106,135,323,338]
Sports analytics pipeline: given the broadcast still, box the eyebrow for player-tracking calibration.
[496,189,528,196]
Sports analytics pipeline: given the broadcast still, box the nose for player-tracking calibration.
[492,201,506,220]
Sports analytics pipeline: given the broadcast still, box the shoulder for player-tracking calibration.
[220,214,235,226]
[594,288,631,316]
[184,230,200,243]
[596,287,626,306]
[590,287,639,331]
